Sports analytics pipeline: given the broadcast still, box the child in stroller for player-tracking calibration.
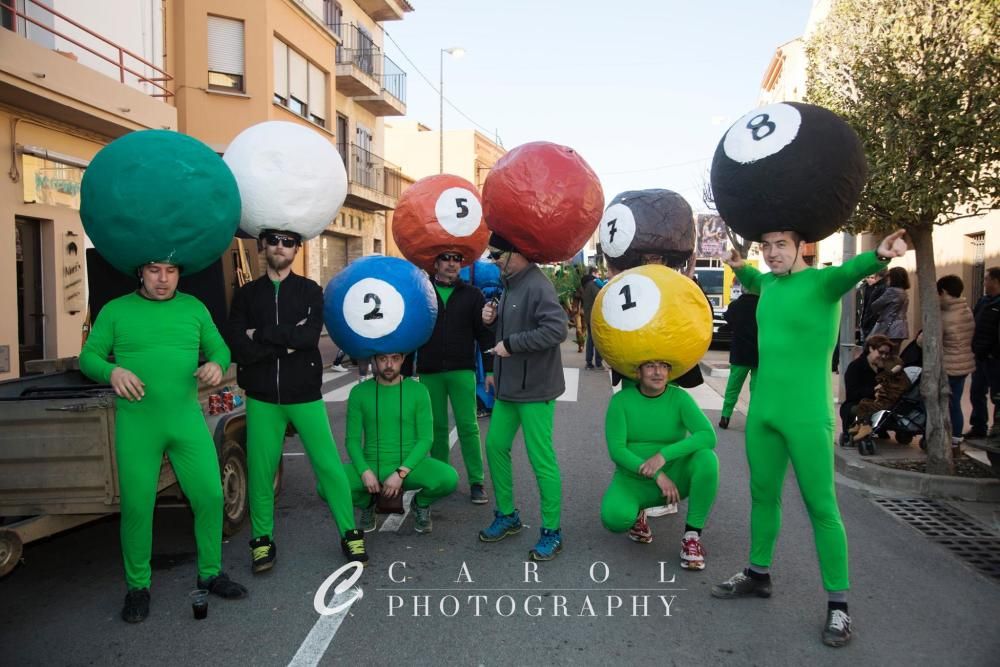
[850,349,911,443]
[854,364,925,456]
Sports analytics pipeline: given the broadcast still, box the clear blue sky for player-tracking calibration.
[383,0,814,212]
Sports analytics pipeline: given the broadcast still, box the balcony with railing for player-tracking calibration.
[0,0,176,135]
[333,22,381,97]
[354,53,406,116]
[341,142,402,211]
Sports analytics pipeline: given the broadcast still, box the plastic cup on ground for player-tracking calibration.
[190,589,209,619]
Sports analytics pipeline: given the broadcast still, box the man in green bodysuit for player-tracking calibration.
[344,352,458,535]
[478,234,568,561]
[408,251,495,504]
[226,230,367,573]
[81,261,248,623]
[711,229,908,647]
[601,360,719,569]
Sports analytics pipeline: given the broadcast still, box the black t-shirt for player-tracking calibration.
[844,355,878,405]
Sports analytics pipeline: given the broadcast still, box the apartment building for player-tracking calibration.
[0,0,177,379]
[166,0,412,289]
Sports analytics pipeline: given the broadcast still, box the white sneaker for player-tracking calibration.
[330,364,348,373]
[646,503,679,517]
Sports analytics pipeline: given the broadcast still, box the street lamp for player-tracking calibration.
[439,46,465,174]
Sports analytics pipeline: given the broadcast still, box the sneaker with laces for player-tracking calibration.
[470,483,489,505]
[679,531,705,570]
[121,588,150,623]
[340,529,369,565]
[710,569,772,598]
[479,510,522,542]
[197,572,248,599]
[249,536,276,574]
[330,364,349,373]
[359,503,377,533]
[411,496,433,534]
[822,608,852,647]
[628,510,653,544]
[530,528,563,561]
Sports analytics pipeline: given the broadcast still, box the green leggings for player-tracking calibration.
[116,404,222,589]
[247,398,355,538]
[721,365,756,418]
[420,370,484,484]
[747,414,848,591]
[344,458,458,508]
[486,399,561,530]
[601,449,719,532]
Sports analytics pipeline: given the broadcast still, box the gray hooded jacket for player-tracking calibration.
[491,263,568,402]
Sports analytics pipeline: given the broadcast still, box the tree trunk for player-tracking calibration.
[908,224,954,475]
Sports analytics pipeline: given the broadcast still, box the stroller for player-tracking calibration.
[855,366,925,456]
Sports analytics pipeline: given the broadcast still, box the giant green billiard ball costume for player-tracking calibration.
[79,130,241,590]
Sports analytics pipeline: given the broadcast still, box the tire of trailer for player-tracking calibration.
[220,440,249,537]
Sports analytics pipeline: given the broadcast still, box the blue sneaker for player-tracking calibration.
[530,528,563,561]
[479,510,522,542]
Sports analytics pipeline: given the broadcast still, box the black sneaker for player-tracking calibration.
[341,529,369,565]
[197,572,248,599]
[718,416,730,429]
[249,536,276,574]
[710,569,772,599]
[470,483,489,505]
[822,608,852,647]
[121,588,150,623]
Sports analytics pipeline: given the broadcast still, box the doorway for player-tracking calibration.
[16,217,44,374]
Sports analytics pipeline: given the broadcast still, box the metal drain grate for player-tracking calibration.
[873,498,1000,581]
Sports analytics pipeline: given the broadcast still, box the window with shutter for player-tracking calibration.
[273,37,288,104]
[309,66,327,127]
[207,16,245,92]
[288,49,309,116]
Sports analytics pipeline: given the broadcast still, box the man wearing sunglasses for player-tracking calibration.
[479,235,569,561]
[225,230,367,573]
[406,251,496,505]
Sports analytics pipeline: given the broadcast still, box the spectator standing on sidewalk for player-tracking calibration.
[967,267,1000,438]
[718,291,759,430]
[868,267,910,348]
[937,275,975,445]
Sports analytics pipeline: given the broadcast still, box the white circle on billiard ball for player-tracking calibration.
[601,274,659,332]
[723,103,802,164]
[435,187,482,238]
[599,203,636,258]
[343,278,405,338]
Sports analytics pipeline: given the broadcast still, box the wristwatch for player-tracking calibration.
[396,467,409,480]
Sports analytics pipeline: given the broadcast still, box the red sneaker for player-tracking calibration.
[680,531,705,570]
[627,510,653,544]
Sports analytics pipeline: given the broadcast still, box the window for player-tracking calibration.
[207,16,245,92]
[273,38,327,127]
[324,0,343,35]
[336,114,349,166]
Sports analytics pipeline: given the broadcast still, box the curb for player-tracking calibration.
[834,448,1000,502]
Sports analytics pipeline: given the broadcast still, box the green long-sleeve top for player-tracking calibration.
[345,377,433,476]
[605,383,716,480]
[79,291,231,409]
[734,251,887,422]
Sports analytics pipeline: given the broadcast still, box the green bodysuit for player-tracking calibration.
[601,384,719,532]
[735,251,886,592]
[80,291,230,590]
[344,378,458,508]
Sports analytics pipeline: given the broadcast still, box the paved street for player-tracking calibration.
[3,342,998,666]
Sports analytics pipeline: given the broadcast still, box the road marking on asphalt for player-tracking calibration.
[322,380,358,402]
[283,452,306,457]
[379,427,458,533]
[288,426,461,666]
[287,587,357,667]
[556,368,579,402]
